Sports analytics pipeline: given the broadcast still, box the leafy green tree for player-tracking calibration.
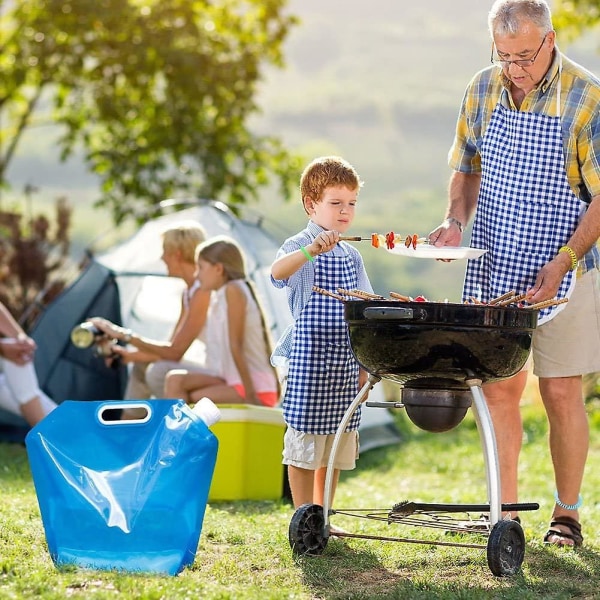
[0,0,301,224]
[554,0,600,41]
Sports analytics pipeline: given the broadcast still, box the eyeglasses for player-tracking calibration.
[490,34,548,68]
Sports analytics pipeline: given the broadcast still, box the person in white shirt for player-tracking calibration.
[0,301,56,426]
[91,222,210,398]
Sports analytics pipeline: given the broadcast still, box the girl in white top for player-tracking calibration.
[164,236,279,407]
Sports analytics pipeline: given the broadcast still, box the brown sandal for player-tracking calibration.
[543,516,583,548]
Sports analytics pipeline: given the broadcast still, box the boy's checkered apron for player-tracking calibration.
[283,248,361,434]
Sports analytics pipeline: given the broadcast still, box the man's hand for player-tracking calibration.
[428,219,464,262]
[526,258,571,304]
[429,218,463,247]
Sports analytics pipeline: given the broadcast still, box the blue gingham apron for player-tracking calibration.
[464,61,583,325]
[283,248,361,434]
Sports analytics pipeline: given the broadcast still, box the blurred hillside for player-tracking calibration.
[5,0,600,300]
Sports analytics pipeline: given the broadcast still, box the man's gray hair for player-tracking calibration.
[488,0,553,37]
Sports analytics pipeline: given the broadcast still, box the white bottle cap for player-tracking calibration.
[192,397,221,427]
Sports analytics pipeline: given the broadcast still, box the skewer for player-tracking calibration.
[339,235,430,245]
[496,293,528,306]
[525,297,569,310]
[312,286,345,302]
[468,296,485,305]
[355,289,387,299]
[337,288,386,300]
[389,291,412,302]
[488,290,516,305]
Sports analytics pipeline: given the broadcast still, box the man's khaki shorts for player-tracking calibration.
[532,269,600,378]
[282,426,359,471]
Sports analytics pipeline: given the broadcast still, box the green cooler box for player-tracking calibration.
[208,405,286,501]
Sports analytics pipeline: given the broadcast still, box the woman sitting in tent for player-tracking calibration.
[164,236,280,407]
[90,222,211,398]
[0,301,56,426]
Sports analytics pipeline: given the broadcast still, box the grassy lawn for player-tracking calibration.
[1,376,599,599]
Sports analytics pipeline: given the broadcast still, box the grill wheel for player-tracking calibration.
[487,519,526,577]
[289,503,328,556]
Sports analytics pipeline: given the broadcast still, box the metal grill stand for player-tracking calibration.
[289,374,539,577]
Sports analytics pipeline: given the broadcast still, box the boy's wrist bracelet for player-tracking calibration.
[300,246,314,262]
[558,245,578,271]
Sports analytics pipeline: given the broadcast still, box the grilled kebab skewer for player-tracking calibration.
[340,232,428,250]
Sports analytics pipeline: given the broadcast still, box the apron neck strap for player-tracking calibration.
[555,53,562,118]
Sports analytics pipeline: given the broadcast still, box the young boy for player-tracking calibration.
[270,155,372,513]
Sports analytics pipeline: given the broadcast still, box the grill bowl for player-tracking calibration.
[345,300,537,390]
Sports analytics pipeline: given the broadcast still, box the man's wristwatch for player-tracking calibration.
[121,329,133,343]
[444,217,464,233]
[444,217,465,233]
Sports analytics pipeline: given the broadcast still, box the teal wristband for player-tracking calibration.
[300,246,314,262]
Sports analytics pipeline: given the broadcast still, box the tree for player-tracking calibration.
[0,0,301,224]
[553,0,600,41]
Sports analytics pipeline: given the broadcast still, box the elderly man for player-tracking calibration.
[430,0,600,547]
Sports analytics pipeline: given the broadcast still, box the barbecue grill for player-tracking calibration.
[288,299,540,577]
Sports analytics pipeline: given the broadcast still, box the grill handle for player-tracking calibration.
[363,306,426,320]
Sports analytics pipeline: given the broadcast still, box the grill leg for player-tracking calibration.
[322,374,381,534]
[467,378,502,526]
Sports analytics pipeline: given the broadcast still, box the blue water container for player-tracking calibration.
[26,399,218,575]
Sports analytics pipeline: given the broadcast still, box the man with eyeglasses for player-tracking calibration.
[430,0,600,548]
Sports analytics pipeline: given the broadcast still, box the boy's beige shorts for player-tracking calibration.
[283,427,359,470]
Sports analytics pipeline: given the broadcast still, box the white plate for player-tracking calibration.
[385,245,487,259]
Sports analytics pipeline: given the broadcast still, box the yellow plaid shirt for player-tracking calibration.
[449,50,600,271]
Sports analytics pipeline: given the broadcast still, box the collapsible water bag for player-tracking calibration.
[25,399,219,575]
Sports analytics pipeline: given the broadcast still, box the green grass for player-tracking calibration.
[1,380,599,599]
